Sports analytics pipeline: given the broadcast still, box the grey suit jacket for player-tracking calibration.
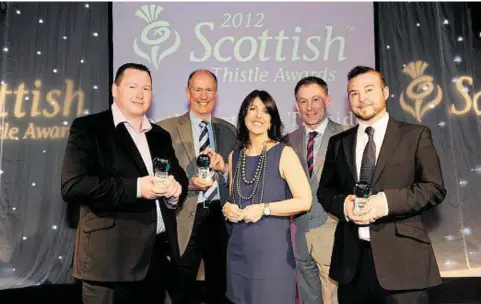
[288,119,347,261]
[157,112,237,255]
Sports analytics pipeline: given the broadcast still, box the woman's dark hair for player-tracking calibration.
[236,90,285,147]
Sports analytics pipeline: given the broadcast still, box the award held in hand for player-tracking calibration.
[197,154,213,181]
[153,158,170,184]
[353,181,371,214]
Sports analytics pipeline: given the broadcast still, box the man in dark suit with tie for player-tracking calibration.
[317,66,447,303]
[288,76,347,304]
[61,63,189,304]
[158,69,237,303]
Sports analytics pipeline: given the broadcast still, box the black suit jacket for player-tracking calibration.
[317,117,447,291]
[61,110,188,282]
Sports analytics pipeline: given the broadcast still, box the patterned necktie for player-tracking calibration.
[198,120,218,201]
[359,127,376,184]
[306,131,318,177]
[199,120,210,153]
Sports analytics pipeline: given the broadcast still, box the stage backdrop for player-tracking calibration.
[0,2,110,289]
[378,2,481,277]
[112,2,375,132]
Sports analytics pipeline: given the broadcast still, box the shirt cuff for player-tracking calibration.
[164,197,179,209]
[378,191,389,216]
[137,178,141,198]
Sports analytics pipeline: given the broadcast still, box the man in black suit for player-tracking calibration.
[61,63,189,304]
[317,66,446,303]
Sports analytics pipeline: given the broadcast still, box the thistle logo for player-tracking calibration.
[400,61,443,122]
[133,5,181,69]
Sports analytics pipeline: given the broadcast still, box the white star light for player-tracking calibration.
[16,10,21,15]
[438,121,446,127]
[43,150,46,153]
[416,23,420,27]
[52,225,58,230]
[0,170,3,174]
[443,19,449,25]
[58,256,63,260]
[62,36,67,40]
[37,50,42,55]
[458,36,463,42]
[22,236,27,240]
[80,59,85,63]
[83,109,90,115]
[459,179,467,187]
[93,32,99,37]
[454,56,462,63]
[12,207,16,211]
[386,45,390,49]
[32,182,36,187]
[39,19,43,24]
[25,96,29,101]
[93,85,98,90]
[3,47,8,52]
[62,121,69,126]
[85,3,90,8]
[53,69,58,73]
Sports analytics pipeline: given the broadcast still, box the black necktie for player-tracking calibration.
[359,127,376,184]
[306,131,318,177]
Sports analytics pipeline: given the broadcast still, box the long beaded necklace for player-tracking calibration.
[232,142,269,206]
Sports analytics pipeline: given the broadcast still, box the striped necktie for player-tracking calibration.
[199,120,210,153]
[307,131,318,177]
[198,120,218,202]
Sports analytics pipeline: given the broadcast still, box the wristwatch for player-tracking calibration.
[263,203,271,216]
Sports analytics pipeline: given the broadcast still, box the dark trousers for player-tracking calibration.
[178,200,228,304]
[82,233,181,304]
[338,240,429,304]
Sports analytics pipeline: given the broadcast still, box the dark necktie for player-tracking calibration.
[306,131,318,177]
[199,121,210,152]
[359,127,376,184]
[199,120,218,201]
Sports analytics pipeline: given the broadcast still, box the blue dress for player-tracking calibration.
[226,143,296,304]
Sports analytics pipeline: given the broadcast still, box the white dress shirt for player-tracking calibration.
[355,112,390,241]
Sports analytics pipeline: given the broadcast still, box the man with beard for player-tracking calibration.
[317,66,446,303]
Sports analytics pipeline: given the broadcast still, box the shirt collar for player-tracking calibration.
[190,111,212,128]
[304,117,329,137]
[357,112,390,136]
[112,102,152,133]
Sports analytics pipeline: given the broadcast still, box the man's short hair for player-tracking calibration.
[294,76,328,99]
[347,66,387,87]
[186,69,218,89]
[114,63,152,85]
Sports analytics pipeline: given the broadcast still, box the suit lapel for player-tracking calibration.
[343,126,358,182]
[114,122,149,176]
[212,117,223,153]
[176,113,196,161]
[372,118,403,186]
[312,120,334,179]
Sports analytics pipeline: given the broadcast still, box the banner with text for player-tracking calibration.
[113,2,375,131]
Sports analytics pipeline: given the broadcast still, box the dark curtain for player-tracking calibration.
[377,2,481,276]
[0,2,109,289]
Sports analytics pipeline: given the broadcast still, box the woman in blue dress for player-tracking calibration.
[223,90,312,304]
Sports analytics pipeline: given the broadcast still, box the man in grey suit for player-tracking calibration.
[288,76,348,304]
[158,69,236,304]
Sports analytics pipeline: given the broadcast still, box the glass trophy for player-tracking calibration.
[353,181,371,214]
[153,158,170,184]
[196,154,213,181]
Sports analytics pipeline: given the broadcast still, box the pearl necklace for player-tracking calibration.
[233,143,269,205]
